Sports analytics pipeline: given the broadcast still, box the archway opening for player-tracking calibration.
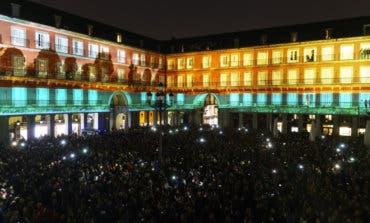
[203,94,218,126]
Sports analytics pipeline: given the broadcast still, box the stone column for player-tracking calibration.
[267,113,273,133]
[298,114,304,132]
[221,109,230,128]
[252,113,258,130]
[27,115,35,140]
[282,114,288,134]
[351,116,358,137]
[332,115,339,136]
[238,112,244,128]
[65,114,72,135]
[47,114,55,138]
[0,116,9,146]
[364,120,370,146]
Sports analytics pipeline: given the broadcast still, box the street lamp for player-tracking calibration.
[146,82,175,126]
[146,82,175,164]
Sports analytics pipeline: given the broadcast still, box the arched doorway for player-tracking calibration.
[109,92,129,130]
[203,94,218,125]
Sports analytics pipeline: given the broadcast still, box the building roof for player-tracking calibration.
[1,0,370,54]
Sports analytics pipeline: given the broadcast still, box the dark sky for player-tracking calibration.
[29,0,370,40]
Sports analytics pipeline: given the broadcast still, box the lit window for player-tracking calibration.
[304,68,316,84]
[321,46,334,61]
[117,50,126,63]
[230,54,239,67]
[167,76,173,87]
[11,26,26,47]
[243,72,252,86]
[132,53,139,65]
[321,67,334,84]
[117,69,125,82]
[220,55,229,67]
[287,49,299,63]
[55,35,68,53]
[177,58,185,70]
[177,75,184,87]
[243,53,252,66]
[272,70,282,85]
[36,58,48,78]
[186,57,194,69]
[340,45,354,60]
[88,65,96,81]
[304,47,316,62]
[150,56,155,68]
[257,71,267,85]
[202,56,211,68]
[272,50,282,64]
[257,51,268,65]
[360,43,370,59]
[35,31,50,49]
[159,58,163,69]
[140,54,146,66]
[100,45,109,60]
[187,74,193,87]
[230,72,239,86]
[12,55,25,76]
[203,74,210,87]
[72,39,83,56]
[88,43,99,58]
[287,69,298,85]
[340,67,353,83]
[167,59,174,70]
[220,73,228,86]
[360,66,370,83]
[116,33,122,43]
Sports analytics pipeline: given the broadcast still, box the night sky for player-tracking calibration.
[29,0,370,40]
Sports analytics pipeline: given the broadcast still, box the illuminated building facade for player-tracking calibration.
[0,0,370,144]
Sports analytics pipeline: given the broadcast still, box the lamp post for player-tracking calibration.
[146,82,175,163]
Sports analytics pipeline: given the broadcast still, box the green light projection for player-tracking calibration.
[73,89,83,106]
[271,93,282,105]
[257,93,267,105]
[287,93,298,106]
[243,93,253,106]
[230,93,239,106]
[55,89,67,106]
[12,87,27,107]
[36,88,49,106]
[320,93,333,106]
[88,90,98,105]
[339,93,352,108]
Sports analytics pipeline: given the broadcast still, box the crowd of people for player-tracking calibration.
[0,125,368,222]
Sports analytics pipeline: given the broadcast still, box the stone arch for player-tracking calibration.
[193,93,220,107]
[108,91,131,106]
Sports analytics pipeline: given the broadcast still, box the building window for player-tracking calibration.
[304,47,316,62]
[12,55,25,76]
[271,93,282,105]
[220,55,229,67]
[321,46,334,61]
[35,31,50,49]
[150,56,155,68]
[243,93,253,106]
[203,74,210,87]
[88,43,99,58]
[167,59,174,70]
[304,68,316,84]
[321,67,334,84]
[340,67,353,83]
[132,53,139,65]
[287,49,299,63]
[320,93,333,106]
[140,54,146,66]
[55,35,68,53]
[360,43,370,59]
[88,65,96,81]
[340,44,354,60]
[243,72,252,86]
[159,58,163,69]
[303,93,315,106]
[202,56,211,68]
[257,51,268,65]
[187,74,193,87]
[116,33,122,43]
[100,45,109,60]
[287,93,298,105]
[11,26,26,47]
[257,93,267,105]
[243,53,253,66]
[117,69,125,82]
[220,73,228,86]
[230,72,239,86]
[272,70,282,85]
[36,58,48,78]
[360,66,370,83]
[230,54,239,67]
[339,93,352,108]
[272,50,282,64]
[177,58,185,70]
[257,71,267,85]
[167,76,173,87]
[177,75,184,87]
[72,39,83,56]
[117,50,126,63]
[56,60,65,77]
[186,57,194,69]
[287,69,298,85]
